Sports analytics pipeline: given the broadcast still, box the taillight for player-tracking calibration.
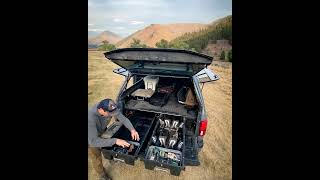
[199,119,208,136]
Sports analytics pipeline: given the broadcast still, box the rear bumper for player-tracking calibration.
[197,136,204,148]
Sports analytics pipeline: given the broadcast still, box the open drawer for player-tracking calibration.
[101,110,156,165]
[141,114,186,176]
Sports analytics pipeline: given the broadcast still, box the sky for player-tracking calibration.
[88,0,232,38]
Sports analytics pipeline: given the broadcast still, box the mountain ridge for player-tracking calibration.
[88,31,122,47]
[116,23,208,48]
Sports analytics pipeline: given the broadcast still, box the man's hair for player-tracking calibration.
[97,99,117,112]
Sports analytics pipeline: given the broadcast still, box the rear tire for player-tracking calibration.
[144,162,156,170]
[170,169,181,176]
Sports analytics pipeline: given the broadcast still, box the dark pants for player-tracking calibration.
[88,147,106,178]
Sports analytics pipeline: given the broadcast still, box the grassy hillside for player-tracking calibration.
[170,15,232,52]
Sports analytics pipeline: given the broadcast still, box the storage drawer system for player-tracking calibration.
[101,111,156,165]
[142,114,186,176]
[101,111,187,176]
[100,75,196,176]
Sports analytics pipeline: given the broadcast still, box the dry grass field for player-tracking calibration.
[88,50,232,180]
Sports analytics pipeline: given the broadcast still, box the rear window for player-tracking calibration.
[143,62,189,72]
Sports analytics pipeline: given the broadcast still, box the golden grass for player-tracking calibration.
[88,51,232,180]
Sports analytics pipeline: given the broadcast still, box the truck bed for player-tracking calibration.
[125,94,197,119]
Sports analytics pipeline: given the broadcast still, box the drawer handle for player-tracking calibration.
[113,157,125,163]
[154,166,169,173]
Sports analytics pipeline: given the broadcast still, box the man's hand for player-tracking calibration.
[115,139,130,148]
[131,129,140,141]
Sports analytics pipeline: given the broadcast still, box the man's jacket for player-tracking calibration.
[88,104,134,147]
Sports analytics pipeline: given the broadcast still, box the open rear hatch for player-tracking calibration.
[104,48,213,77]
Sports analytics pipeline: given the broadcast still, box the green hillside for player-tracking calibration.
[170,15,232,52]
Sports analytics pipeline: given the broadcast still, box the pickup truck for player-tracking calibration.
[100,48,219,176]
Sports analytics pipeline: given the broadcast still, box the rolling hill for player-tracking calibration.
[116,23,208,48]
[88,31,122,47]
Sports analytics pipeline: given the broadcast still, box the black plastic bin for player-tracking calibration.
[141,115,186,176]
[101,111,156,165]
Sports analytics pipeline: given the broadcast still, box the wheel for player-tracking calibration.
[170,169,181,176]
[144,162,156,170]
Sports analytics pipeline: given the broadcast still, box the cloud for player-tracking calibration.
[108,0,167,8]
[130,20,144,25]
[115,27,125,30]
[88,28,104,32]
[113,18,124,22]
[88,23,94,26]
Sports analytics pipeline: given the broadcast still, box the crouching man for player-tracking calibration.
[88,99,140,180]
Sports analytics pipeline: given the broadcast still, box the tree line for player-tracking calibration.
[169,15,232,52]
